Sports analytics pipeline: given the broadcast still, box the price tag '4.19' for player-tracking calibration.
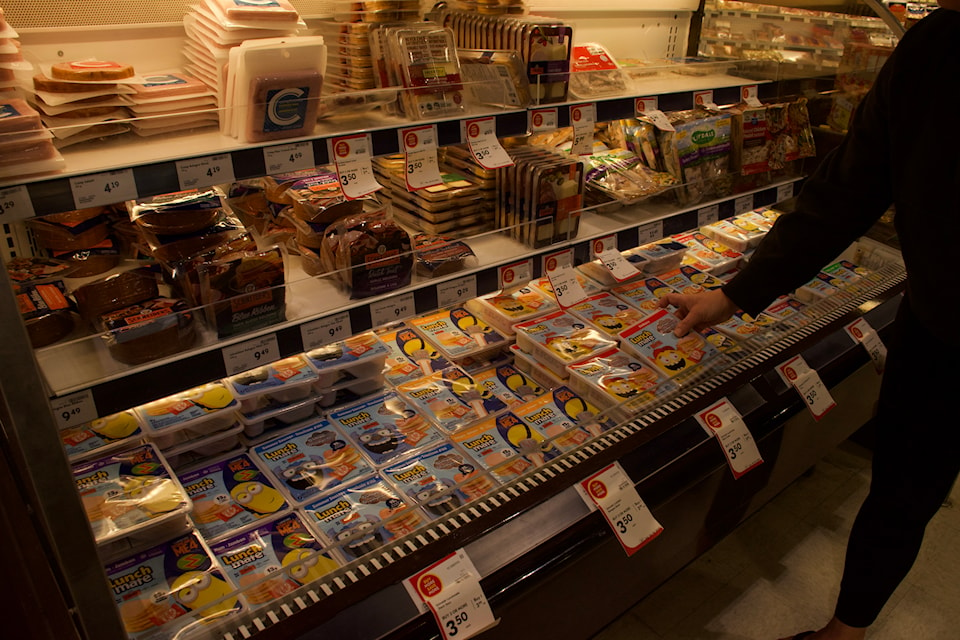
[222,334,280,376]
[578,462,664,556]
[695,398,763,478]
[263,141,314,175]
[844,318,887,373]
[776,355,837,421]
[51,389,98,429]
[70,169,137,209]
[176,154,236,190]
[331,134,383,200]
[592,235,640,283]
[371,291,415,326]
[0,185,36,222]
[464,117,514,169]
[401,125,443,191]
[569,103,596,156]
[543,249,587,308]
[405,549,498,640]
[300,311,352,350]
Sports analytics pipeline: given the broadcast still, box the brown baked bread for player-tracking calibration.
[97,297,196,364]
[50,61,135,81]
[26,210,111,252]
[33,73,117,93]
[74,269,160,325]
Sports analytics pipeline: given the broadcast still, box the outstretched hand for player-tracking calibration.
[658,288,739,337]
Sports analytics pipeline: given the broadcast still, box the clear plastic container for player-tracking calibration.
[513,310,618,379]
[566,347,674,421]
[511,385,612,450]
[464,286,557,337]
[396,366,509,433]
[610,276,678,313]
[237,396,320,439]
[224,355,319,414]
[135,382,240,450]
[566,292,648,338]
[304,332,390,388]
[619,309,721,384]
[378,325,453,387]
[449,412,538,484]
[409,306,511,363]
[60,410,142,462]
[161,423,245,470]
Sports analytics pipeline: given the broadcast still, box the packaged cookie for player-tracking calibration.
[225,354,318,415]
[512,386,614,453]
[178,453,290,542]
[382,442,496,518]
[301,476,427,561]
[567,292,647,338]
[105,530,242,639]
[72,444,191,546]
[449,412,536,483]
[251,419,373,505]
[61,410,142,462]
[212,512,340,606]
[135,382,238,450]
[566,348,672,420]
[465,286,557,337]
[610,276,677,313]
[513,309,618,379]
[396,366,509,433]
[97,297,197,365]
[327,392,444,467]
[619,309,720,383]
[378,325,452,387]
[409,307,509,362]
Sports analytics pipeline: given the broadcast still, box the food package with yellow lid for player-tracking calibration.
[61,410,142,462]
[135,382,239,450]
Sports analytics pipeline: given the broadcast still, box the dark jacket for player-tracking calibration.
[723,8,960,346]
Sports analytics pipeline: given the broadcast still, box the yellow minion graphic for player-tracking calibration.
[281,549,339,585]
[171,571,238,617]
[230,482,285,515]
[90,411,139,440]
[190,384,234,411]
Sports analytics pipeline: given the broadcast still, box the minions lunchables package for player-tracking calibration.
[397,366,509,433]
[513,309,618,379]
[382,442,496,519]
[304,332,389,387]
[566,348,673,420]
[627,239,689,275]
[701,327,748,361]
[450,412,537,483]
[178,453,289,542]
[465,286,558,337]
[301,475,427,561]
[567,292,647,338]
[472,364,547,409]
[610,276,677,313]
[658,265,725,295]
[252,419,373,505]
[61,410,142,462]
[212,512,340,606]
[135,382,239,450]
[409,307,510,362]
[378,325,453,387]
[794,271,844,303]
[105,530,242,639]
[763,296,813,325]
[619,309,721,383]
[225,355,318,415]
[513,386,615,450]
[73,444,191,546]
[327,392,445,467]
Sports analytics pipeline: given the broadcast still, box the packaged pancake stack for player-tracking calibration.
[0,97,65,178]
[30,59,137,148]
[122,71,219,137]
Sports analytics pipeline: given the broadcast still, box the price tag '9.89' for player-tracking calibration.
[401,125,443,191]
[70,169,137,208]
[300,311,352,350]
[406,549,498,640]
[776,355,836,421]
[695,398,763,478]
[331,134,383,200]
[464,117,514,169]
[543,249,587,308]
[222,334,280,376]
[578,462,664,556]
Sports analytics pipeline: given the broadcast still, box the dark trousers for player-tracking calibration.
[835,297,960,627]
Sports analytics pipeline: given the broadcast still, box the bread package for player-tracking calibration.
[324,208,413,299]
[198,246,286,338]
[97,297,197,364]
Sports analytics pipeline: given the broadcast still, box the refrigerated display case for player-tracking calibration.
[0,2,905,639]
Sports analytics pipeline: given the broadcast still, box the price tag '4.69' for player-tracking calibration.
[776,355,836,420]
[222,334,280,376]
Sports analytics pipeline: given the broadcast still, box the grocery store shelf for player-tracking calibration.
[708,8,886,30]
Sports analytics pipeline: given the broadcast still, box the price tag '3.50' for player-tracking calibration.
[331,134,383,199]
[464,117,513,170]
[578,462,664,556]
[591,235,640,283]
[695,398,763,478]
[405,549,498,640]
[542,249,587,308]
[401,125,443,191]
[776,355,836,421]
[844,318,887,373]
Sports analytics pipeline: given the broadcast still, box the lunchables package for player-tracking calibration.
[567,292,647,338]
[396,366,509,433]
[512,385,615,450]
[714,309,780,342]
[473,363,547,408]
[212,512,340,606]
[61,410,142,462]
[465,285,557,337]
[305,332,389,387]
[566,348,673,420]
[658,265,725,295]
[301,476,427,561]
[619,309,721,383]
[450,412,537,483]
[513,310,618,379]
[378,324,453,387]
[674,231,743,275]
[409,306,510,363]
[135,383,240,451]
[225,354,318,415]
[610,276,677,313]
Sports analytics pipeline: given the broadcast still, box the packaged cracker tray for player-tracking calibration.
[134,382,239,451]
[673,231,743,275]
[162,423,245,471]
[511,385,614,452]
[700,217,766,252]
[304,332,389,387]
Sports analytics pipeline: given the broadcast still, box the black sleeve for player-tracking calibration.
[722,57,897,316]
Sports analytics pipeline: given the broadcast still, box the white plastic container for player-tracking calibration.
[237,396,320,439]
[304,331,389,388]
[513,310,617,379]
[225,354,319,414]
[135,382,239,450]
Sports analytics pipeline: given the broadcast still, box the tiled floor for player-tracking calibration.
[591,440,960,640]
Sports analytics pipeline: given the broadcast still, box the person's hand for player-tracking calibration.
[658,288,738,337]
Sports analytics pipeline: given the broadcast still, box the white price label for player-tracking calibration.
[464,117,514,169]
[695,398,764,478]
[543,249,587,308]
[636,220,664,245]
[438,275,477,308]
[371,291,415,326]
[698,204,720,227]
[176,154,235,190]
[634,97,675,132]
[0,185,36,221]
[529,108,558,132]
[263,141,314,174]
[844,318,887,373]
[50,389,98,429]
[734,195,754,215]
[579,462,664,556]
[401,125,443,191]
[569,103,596,156]
[222,334,280,375]
[776,182,794,202]
[592,236,640,283]
[70,169,137,208]
[406,549,498,640]
[694,90,717,110]
[301,311,352,350]
[498,259,532,291]
[740,84,762,107]
[776,355,836,421]
[331,134,382,200]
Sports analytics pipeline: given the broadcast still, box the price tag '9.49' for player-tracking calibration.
[330,134,383,199]
[300,311,352,350]
[464,117,514,170]
[222,334,280,376]
[371,291,415,326]
[51,389,98,429]
[70,169,137,208]
[578,462,664,556]
[695,398,763,478]
[401,125,443,191]
[543,249,587,308]
[776,354,836,421]
[406,549,498,640]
